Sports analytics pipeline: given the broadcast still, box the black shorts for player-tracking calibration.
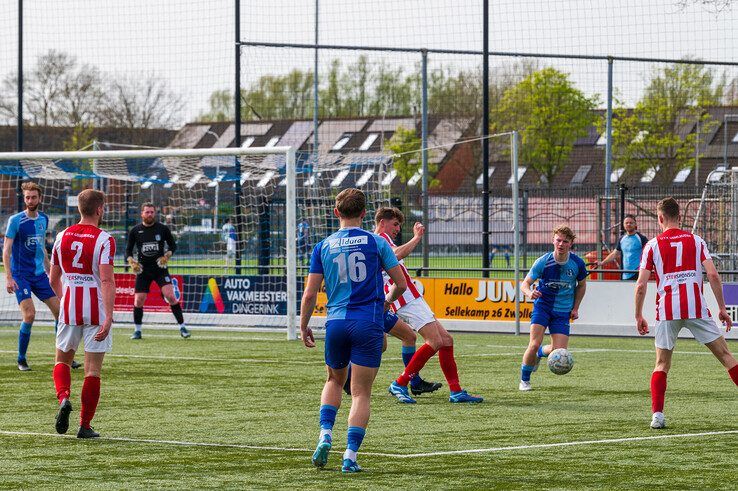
[135,267,173,293]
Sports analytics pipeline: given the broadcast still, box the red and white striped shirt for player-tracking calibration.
[639,228,711,321]
[51,224,115,326]
[378,232,422,311]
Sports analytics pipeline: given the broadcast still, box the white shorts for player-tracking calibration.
[654,318,723,350]
[226,238,236,257]
[56,323,112,353]
[396,298,436,332]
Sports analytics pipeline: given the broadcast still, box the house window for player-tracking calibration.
[408,170,422,186]
[596,134,607,146]
[331,169,350,187]
[570,165,591,185]
[359,133,379,151]
[381,169,397,186]
[265,136,280,147]
[356,168,375,187]
[476,167,495,185]
[610,167,625,183]
[241,136,255,148]
[256,170,275,187]
[332,134,351,151]
[507,167,526,185]
[640,166,659,183]
[673,168,691,183]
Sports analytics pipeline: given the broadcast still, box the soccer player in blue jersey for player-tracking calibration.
[518,225,588,391]
[300,188,407,473]
[3,182,61,371]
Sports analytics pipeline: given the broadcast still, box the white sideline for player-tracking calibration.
[1,429,736,459]
[0,350,323,365]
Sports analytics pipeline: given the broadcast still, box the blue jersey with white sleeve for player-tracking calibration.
[5,211,49,277]
[309,227,399,325]
[527,252,588,313]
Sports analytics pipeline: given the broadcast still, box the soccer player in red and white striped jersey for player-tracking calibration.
[375,207,482,404]
[49,189,116,439]
[635,197,737,429]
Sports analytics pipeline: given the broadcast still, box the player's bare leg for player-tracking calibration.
[132,292,147,339]
[313,365,347,468]
[704,337,738,385]
[77,351,105,438]
[650,348,673,429]
[16,299,36,370]
[520,324,546,391]
[53,348,75,434]
[42,296,80,368]
[162,284,190,338]
[389,319,442,395]
[344,364,379,472]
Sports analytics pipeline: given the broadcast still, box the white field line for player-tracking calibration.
[1,429,736,459]
[0,329,288,343]
[0,349,322,365]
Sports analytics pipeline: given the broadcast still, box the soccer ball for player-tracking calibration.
[547,348,574,375]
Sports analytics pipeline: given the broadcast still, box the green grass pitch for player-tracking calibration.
[0,326,735,489]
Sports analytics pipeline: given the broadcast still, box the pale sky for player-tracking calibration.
[1,0,737,126]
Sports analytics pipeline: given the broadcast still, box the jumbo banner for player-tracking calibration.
[313,278,533,321]
[114,273,185,312]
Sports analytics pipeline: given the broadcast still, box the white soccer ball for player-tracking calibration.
[547,348,574,375]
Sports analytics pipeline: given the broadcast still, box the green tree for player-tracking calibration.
[493,67,598,184]
[386,125,438,186]
[608,63,723,177]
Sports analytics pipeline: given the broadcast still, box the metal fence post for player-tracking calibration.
[421,49,429,276]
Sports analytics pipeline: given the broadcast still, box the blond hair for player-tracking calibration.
[552,225,576,242]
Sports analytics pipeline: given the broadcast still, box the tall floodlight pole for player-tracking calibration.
[234,0,243,274]
[482,0,490,278]
[421,49,429,274]
[17,0,24,212]
[604,57,614,252]
[313,0,319,162]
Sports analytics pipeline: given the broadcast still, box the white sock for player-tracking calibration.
[319,428,332,441]
[134,324,142,333]
[180,324,187,329]
[343,449,357,462]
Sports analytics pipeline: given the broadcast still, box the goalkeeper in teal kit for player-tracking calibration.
[299,188,407,473]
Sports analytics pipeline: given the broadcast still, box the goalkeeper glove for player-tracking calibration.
[127,257,142,274]
[156,255,170,269]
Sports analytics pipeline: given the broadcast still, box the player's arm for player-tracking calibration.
[634,268,651,335]
[157,226,176,268]
[95,263,115,341]
[570,277,587,320]
[49,264,63,298]
[2,236,17,293]
[520,276,541,300]
[125,228,142,273]
[597,248,620,267]
[299,273,322,348]
[384,265,407,309]
[392,222,425,260]
[703,259,732,331]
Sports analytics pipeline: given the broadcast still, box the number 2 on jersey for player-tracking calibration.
[332,252,367,283]
[71,241,84,268]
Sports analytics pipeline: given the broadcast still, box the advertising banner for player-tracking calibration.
[191,275,290,315]
[114,273,184,312]
[724,283,738,323]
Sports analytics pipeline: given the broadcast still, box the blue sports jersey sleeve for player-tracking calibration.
[375,236,399,271]
[574,254,589,281]
[309,241,324,274]
[527,254,546,281]
[5,214,19,239]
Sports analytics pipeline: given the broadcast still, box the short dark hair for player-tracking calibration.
[141,202,155,211]
[657,197,680,220]
[335,188,366,219]
[78,189,105,217]
[374,207,404,225]
[623,214,637,222]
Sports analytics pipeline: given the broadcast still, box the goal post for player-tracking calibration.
[0,146,300,338]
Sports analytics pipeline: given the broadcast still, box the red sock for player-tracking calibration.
[397,343,437,386]
[438,346,462,392]
[650,370,667,413]
[52,363,71,403]
[80,376,101,429]
[729,365,738,386]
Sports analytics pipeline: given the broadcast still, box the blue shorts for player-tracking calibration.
[325,319,384,369]
[383,311,399,334]
[14,274,56,304]
[530,308,571,336]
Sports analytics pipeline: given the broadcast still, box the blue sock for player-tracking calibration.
[402,346,423,387]
[319,404,337,430]
[521,364,535,382]
[346,426,366,453]
[18,322,32,363]
[537,346,548,358]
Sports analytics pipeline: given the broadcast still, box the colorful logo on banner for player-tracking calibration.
[200,278,225,313]
[724,283,738,323]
